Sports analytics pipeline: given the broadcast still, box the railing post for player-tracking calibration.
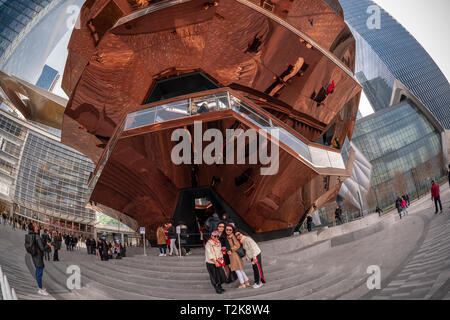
[3,275,12,300]
[11,288,17,300]
[0,266,5,300]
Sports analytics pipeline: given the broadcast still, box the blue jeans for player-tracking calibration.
[158,244,166,254]
[36,267,43,289]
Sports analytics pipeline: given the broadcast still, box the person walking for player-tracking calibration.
[376,206,382,217]
[395,197,403,219]
[178,221,192,256]
[205,231,227,294]
[86,238,91,254]
[167,221,179,256]
[335,205,344,225]
[448,164,450,188]
[401,196,408,216]
[235,230,266,289]
[52,232,61,261]
[41,229,52,262]
[25,222,50,296]
[306,216,312,232]
[225,224,250,288]
[156,223,167,256]
[431,180,443,214]
[65,235,71,251]
[90,237,97,254]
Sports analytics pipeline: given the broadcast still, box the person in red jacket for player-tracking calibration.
[431,180,443,214]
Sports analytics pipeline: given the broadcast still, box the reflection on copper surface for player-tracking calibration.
[0,71,66,129]
[61,0,361,237]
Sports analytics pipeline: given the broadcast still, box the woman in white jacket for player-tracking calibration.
[204,231,227,294]
[235,230,266,289]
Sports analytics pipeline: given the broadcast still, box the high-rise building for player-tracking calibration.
[339,0,450,129]
[351,100,445,209]
[0,107,96,237]
[36,65,59,91]
[0,0,61,68]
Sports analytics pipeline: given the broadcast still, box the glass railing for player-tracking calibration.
[123,89,346,170]
[114,0,190,28]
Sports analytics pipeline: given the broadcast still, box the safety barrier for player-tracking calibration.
[0,266,18,300]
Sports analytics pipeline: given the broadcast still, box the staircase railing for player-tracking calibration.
[0,266,18,300]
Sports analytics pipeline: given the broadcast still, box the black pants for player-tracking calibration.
[44,249,51,261]
[206,263,226,291]
[87,246,91,254]
[91,247,96,254]
[434,196,442,212]
[53,249,59,261]
[252,254,265,284]
[307,223,312,232]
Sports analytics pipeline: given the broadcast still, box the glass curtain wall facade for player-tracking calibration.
[351,100,445,209]
[0,108,96,236]
[0,0,59,67]
[0,110,27,201]
[339,0,450,129]
[13,131,96,236]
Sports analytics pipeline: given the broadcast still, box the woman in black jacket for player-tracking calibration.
[217,222,235,283]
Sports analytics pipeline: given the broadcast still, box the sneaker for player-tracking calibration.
[163,254,167,256]
[38,289,49,296]
[158,253,164,256]
[252,282,263,289]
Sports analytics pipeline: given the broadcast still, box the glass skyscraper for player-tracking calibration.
[0,0,60,67]
[351,100,444,209]
[339,0,450,129]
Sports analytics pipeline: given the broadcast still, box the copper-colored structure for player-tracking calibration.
[61,0,361,239]
[0,71,66,129]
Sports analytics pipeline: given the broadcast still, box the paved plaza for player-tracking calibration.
[1,184,449,300]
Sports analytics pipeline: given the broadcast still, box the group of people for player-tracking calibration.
[95,238,126,261]
[156,221,191,257]
[205,222,265,294]
[1,214,33,231]
[395,194,410,219]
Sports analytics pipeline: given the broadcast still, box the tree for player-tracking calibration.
[392,171,408,196]
[365,187,378,213]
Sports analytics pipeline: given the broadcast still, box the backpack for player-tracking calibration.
[25,234,38,256]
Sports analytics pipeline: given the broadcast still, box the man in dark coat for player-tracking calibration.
[41,229,52,261]
[306,216,313,232]
[86,238,91,254]
[395,197,403,219]
[52,232,61,261]
[90,237,97,254]
[335,205,344,225]
[28,222,50,295]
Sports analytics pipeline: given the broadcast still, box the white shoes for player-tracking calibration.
[252,282,263,289]
[158,253,164,256]
[38,288,49,296]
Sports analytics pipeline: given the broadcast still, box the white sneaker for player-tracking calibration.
[38,289,49,296]
[158,253,164,256]
[252,283,263,289]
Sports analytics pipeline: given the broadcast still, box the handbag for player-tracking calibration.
[236,246,246,258]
